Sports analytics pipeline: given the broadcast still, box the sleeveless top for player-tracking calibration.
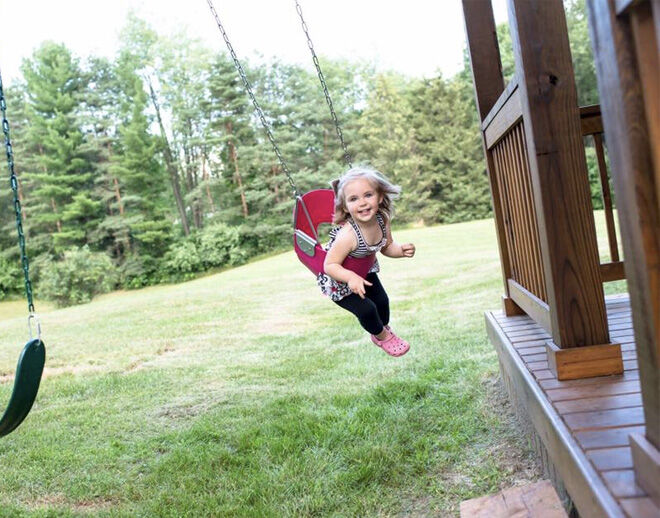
[316,212,388,301]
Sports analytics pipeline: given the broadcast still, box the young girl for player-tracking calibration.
[316,166,415,357]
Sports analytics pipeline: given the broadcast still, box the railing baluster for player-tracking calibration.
[516,124,547,302]
[593,133,620,262]
[491,120,548,304]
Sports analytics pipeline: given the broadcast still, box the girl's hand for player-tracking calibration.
[348,273,373,299]
[401,243,416,258]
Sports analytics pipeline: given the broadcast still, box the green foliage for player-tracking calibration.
[118,254,162,289]
[162,240,203,280]
[38,246,117,307]
[566,0,599,106]
[198,223,246,268]
[236,222,291,258]
[0,257,23,300]
[162,221,288,281]
[20,42,98,253]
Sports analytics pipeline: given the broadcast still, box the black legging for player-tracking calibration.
[334,272,390,335]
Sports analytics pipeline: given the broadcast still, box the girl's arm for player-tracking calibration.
[324,226,373,298]
[381,218,415,258]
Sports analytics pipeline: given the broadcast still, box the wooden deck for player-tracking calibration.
[486,294,660,518]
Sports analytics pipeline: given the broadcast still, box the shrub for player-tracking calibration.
[0,257,23,300]
[237,223,290,257]
[199,223,246,268]
[162,240,203,281]
[118,254,164,289]
[38,246,117,307]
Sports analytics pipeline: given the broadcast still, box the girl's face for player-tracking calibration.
[343,177,382,224]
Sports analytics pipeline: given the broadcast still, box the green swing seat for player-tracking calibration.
[0,339,45,437]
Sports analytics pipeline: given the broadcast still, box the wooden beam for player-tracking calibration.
[508,279,551,333]
[508,0,611,349]
[462,0,505,121]
[631,2,660,216]
[586,0,660,452]
[482,77,519,131]
[484,86,523,149]
[580,113,604,135]
[546,341,623,381]
[629,433,660,507]
[502,294,525,316]
[600,261,626,283]
[594,133,620,262]
[615,0,644,15]
[463,0,517,309]
[579,105,604,136]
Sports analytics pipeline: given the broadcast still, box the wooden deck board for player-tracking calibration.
[575,426,646,449]
[602,470,646,498]
[486,295,660,518]
[460,480,568,517]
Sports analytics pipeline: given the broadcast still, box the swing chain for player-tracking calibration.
[206,0,301,198]
[0,70,36,316]
[294,0,353,168]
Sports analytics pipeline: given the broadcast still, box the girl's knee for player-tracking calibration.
[371,292,389,311]
[355,300,379,320]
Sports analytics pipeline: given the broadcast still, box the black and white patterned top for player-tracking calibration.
[316,212,388,301]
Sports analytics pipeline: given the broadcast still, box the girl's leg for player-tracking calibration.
[364,273,390,327]
[334,293,384,336]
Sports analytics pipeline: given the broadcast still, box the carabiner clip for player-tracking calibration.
[27,313,42,342]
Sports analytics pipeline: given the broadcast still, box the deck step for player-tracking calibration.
[460,480,567,517]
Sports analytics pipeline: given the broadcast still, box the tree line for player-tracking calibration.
[1,1,598,306]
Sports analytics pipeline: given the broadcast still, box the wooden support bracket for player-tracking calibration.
[630,433,660,507]
[502,295,525,316]
[545,341,623,381]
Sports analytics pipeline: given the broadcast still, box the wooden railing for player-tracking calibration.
[491,122,547,304]
[579,105,626,283]
[482,78,551,330]
[465,0,618,379]
[481,86,625,332]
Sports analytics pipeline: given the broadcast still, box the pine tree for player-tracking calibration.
[78,56,132,260]
[157,33,214,229]
[110,66,172,270]
[205,52,258,223]
[21,42,98,253]
[355,73,422,223]
[408,75,490,223]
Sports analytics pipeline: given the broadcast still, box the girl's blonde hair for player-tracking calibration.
[331,166,401,224]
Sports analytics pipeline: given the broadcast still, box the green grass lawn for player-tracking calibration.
[0,214,624,517]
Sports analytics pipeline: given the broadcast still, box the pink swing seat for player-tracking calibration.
[293,189,375,278]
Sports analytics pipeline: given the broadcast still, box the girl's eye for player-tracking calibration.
[365,193,373,198]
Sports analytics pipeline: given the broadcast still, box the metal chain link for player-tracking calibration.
[294,0,352,168]
[206,0,301,197]
[0,69,36,315]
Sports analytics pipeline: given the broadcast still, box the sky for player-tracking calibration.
[1,0,508,86]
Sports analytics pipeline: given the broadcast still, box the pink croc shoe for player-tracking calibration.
[370,325,392,344]
[370,325,391,347]
[371,329,410,357]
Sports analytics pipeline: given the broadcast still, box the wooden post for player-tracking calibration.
[462,0,505,120]
[506,0,621,379]
[586,0,660,505]
[462,0,523,316]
